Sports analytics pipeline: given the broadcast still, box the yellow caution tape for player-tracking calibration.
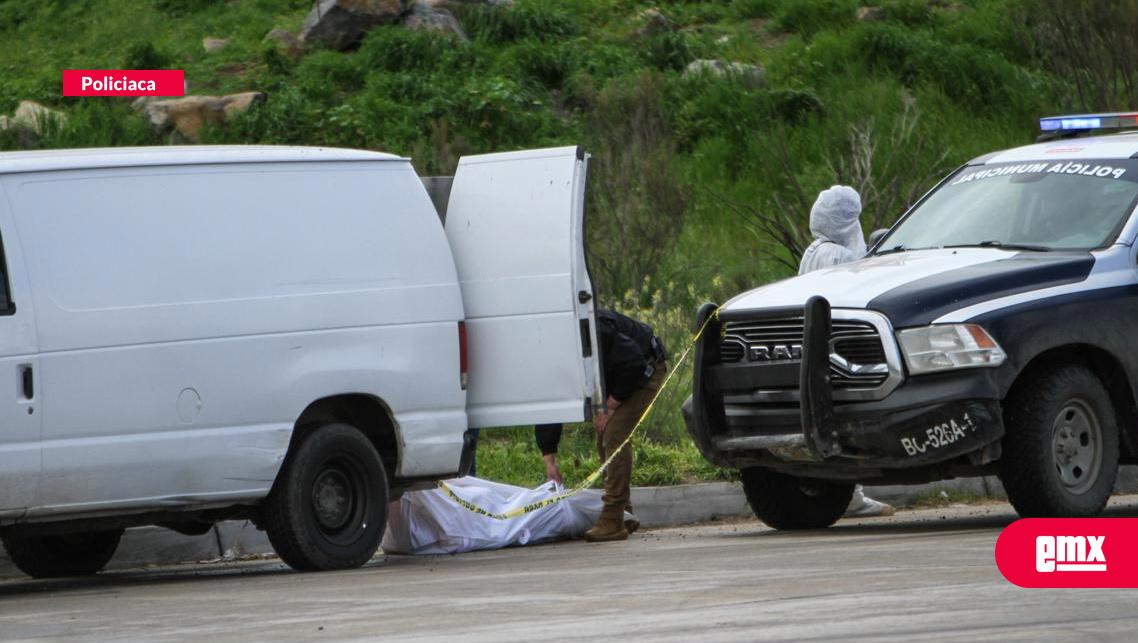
[437,308,719,520]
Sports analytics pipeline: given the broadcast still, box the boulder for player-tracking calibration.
[1,101,67,134]
[856,6,886,21]
[424,0,511,6]
[202,36,231,53]
[263,27,303,58]
[404,1,467,39]
[683,59,766,89]
[136,92,265,142]
[635,8,671,38]
[300,0,405,51]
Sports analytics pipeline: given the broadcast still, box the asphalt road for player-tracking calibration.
[4,498,1138,642]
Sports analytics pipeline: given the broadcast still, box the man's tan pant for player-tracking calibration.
[595,360,668,512]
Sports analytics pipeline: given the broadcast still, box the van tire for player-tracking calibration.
[1000,365,1119,518]
[262,423,388,571]
[0,529,123,578]
[741,467,854,530]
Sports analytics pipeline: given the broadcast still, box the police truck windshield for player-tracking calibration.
[878,160,1138,253]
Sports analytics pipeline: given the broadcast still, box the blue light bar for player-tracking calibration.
[1040,112,1138,132]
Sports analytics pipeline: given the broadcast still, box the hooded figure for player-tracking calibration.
[796,184,894,519]
[798,185,867,275]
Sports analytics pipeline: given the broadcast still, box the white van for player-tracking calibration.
[0,145,602,576]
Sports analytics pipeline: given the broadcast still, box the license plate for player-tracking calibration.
[899,413,980,457]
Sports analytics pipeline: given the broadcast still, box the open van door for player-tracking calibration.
[445,146,602,428]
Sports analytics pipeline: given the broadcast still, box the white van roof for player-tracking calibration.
[0,145,406,175]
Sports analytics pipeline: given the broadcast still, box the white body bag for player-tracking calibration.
[382,477,632,555]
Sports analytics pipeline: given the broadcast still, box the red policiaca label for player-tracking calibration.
[63,70,184,97]
[995,518,1138,588]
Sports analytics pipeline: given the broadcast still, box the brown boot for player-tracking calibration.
[585,506,628,542]
[623,504,639,534]
[624,517,640,534]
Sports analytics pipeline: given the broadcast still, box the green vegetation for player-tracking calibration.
[0,0,1126,487]
[476,424,735,488]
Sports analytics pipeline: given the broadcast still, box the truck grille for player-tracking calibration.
[720,317,888,389]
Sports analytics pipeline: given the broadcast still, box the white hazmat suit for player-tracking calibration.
[798,185,867,275]
[797,185,893,518]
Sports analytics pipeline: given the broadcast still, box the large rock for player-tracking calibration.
[263,27,303,58]
[0,101,66,134]
[202,36,231,53]
[135,92,264,142]
[424,0,512,6]
[683,59,766,89]
[404,1,466,39]
[856,6,886,21]
[300,0,405,51]
[635,8,671,38]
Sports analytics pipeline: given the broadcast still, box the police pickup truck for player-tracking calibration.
[686,113,1138,529]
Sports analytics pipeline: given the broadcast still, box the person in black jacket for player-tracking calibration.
[529,311,665,540]
[583,309,668,542]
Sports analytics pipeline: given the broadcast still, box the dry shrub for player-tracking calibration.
[1020,0,1138,111]
[827,97,949,233]
[715,97,949,270]
[585,72,689,300]
[410,119,474,176]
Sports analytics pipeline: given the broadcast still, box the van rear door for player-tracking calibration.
[445,146,602,428]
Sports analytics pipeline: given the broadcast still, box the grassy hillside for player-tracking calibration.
[0,0,1119,486]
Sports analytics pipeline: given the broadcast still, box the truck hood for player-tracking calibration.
[722,248,1095,328]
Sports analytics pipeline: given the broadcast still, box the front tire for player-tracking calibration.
[999,365,1119,518]
[741,467,854,530]
[262,423,388,571]
[1,529,123,578]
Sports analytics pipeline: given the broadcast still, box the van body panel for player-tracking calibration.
[8,165,463,350]
[0,182,39,516]
[0,143,597,533]
[2,159,467,514]
[446,147,601,428]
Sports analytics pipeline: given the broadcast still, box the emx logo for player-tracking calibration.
[997,519,1138,587]
[1035,535,1106,572]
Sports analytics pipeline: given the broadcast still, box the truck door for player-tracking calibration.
[0,186,39,517]
[445,146,603,428]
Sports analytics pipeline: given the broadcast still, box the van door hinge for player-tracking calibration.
[578,290,592,304]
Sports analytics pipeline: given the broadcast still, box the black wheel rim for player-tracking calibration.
[310,455,370,546]
[797,480,826,498]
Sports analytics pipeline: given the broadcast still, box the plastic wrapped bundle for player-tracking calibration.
[382,477,635,555]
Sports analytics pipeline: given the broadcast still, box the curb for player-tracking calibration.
[631,481,750,527]
[1,483,750,576]
[4,467,1137,576]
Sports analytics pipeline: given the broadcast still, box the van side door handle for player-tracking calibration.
[19,364,32,400]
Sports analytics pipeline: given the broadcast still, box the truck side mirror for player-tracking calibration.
[868,229,889,248]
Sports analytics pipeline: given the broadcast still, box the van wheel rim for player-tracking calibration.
[1051,399,1102,495]
[311,457,367,540]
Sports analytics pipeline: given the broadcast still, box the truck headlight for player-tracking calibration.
[896,324,1006,375]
